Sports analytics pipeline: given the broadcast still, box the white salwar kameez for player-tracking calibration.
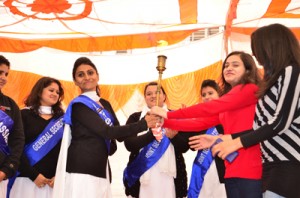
[0,180,8,197]
[139,145,176,198]
[10,178,53,198]
[198,161,226,198]
[64,172,111,198]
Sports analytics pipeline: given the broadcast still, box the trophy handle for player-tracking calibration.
[156,55,167,106]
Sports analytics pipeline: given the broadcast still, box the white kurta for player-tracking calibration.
[198,161,226,198]
[63,172,112,198]
[139,145,176,198]
[10,178,53,198]
[137,105,177,198]
[0,180,8,197]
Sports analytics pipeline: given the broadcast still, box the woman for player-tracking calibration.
[0,55,24,197]
[53,57,158,198]
[188,79,226,198]
[123,81,189,198]
[201,24,300,198]
[151,51,262,198]
[9,77,64,198]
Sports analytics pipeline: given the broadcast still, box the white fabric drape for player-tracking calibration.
[52,124,71,198]
[138,104,177,198]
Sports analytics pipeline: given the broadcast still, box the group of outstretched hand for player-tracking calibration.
[144,106,240,162]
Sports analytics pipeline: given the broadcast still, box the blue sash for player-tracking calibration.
[24,116,64,166]
[0,110,14,156]
[64,95,115,152]
[7,115,64,198]
[123,129,170,187]
[0,110,14,198]
[188,127,219,198]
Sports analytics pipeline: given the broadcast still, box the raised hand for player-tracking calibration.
[150,106,167,118]
[189,134,219,150]
[145,114,161,128]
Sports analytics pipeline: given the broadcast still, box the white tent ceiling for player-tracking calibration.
[0,0,300,87]
[0,0,300,113]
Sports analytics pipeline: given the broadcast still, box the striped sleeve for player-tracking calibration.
[241,65,300,149]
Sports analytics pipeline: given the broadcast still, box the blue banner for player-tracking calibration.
[24,116,64,166]
[123,129,170,187]
[188,127,219,198]
[0,110,14,156]
[0,109,15,198]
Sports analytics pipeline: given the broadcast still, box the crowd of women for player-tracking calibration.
[0,23,299,198]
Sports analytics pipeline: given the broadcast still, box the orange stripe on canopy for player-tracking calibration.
[179,0,198,24]
[231,27,300,40]
[263,0,300,18]
[224,0,239,55]
[0,29,197,53]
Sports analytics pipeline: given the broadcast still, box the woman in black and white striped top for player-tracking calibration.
[201,24,300,198]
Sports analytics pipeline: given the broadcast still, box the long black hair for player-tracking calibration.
[24,77,64,117]
[251,23,300,97]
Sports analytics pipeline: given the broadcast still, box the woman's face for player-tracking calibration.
[40,82,60,106]
[74,64,99,92]
[223,55,246,86]
[201,86,219,103]
[144,85,166,108]
[0,64,9,90]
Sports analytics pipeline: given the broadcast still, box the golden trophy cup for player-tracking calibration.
[152,55,167,142]
[156,55,167,106]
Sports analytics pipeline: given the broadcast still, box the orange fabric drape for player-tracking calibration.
[231,27,300,40]
[0,30,198,53]
[224,0,239,55]
[179,0,198,24]
[1,0,200,53]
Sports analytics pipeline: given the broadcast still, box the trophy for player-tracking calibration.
[156,55,167,106]
[152,55,167,142]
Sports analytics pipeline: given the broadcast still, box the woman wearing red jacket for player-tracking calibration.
[151,51,262,198]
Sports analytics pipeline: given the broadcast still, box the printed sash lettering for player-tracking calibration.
[123,129,170,187]
[0,110,14,156]
[24,116,64,166]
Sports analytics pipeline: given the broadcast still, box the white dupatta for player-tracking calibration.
[52,124,71,198]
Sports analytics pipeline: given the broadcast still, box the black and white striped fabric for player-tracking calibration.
[253,65,300,163]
